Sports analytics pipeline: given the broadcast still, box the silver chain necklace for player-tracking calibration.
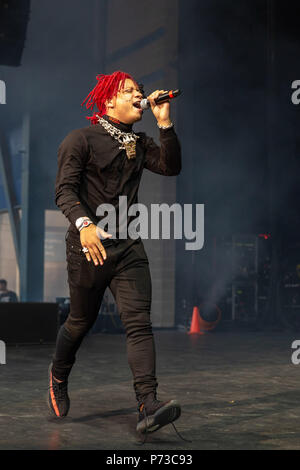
[97,115,139,160]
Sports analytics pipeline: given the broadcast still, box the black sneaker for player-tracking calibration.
[48,363,70,418]
[136,395,181,434]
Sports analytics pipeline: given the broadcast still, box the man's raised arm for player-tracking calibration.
[142,126,181,176]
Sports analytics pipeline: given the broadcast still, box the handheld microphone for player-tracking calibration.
[140,89,181,110]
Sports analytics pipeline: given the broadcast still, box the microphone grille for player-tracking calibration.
[140,98,149,110]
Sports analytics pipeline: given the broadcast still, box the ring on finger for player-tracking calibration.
[82,247,89,253]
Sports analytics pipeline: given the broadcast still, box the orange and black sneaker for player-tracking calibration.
[136,394,181,434]
[48,363,70,418]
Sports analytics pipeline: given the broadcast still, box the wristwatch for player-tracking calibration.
[75,217,93,232]
[157,121,174,129]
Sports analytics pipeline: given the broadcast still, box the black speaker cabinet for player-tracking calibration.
[0,303,59,344]
[0,0,31,66]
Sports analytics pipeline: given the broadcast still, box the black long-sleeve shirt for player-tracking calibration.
[55,115,181,236]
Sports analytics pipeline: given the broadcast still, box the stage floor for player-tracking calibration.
[1,329,300,450]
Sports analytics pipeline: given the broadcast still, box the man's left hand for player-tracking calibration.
[147,90,172,127]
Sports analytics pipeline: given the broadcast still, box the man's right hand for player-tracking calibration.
[80,224,112,266]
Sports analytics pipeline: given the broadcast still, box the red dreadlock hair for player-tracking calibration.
[81,70,139,125]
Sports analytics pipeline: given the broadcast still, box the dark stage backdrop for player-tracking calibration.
[175,0,300,325]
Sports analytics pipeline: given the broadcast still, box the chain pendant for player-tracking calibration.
[124,141,137,159]
[97,116,139,160]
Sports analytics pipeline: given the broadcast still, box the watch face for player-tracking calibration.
[76,218,84,228]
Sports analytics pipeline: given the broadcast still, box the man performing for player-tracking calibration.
[49,70,182,436]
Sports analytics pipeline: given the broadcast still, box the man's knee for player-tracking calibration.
[64,316,93,340]
[121,311,153,338]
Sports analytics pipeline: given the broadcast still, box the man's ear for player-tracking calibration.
[105,97,115,109]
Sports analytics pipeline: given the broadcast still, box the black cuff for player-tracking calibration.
[68,204,89,226]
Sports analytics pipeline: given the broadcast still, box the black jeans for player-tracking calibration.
[52,229,158,405]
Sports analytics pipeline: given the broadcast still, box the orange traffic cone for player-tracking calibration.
[188,306,204,335]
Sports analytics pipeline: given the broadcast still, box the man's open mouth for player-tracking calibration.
[133,101,141,109]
